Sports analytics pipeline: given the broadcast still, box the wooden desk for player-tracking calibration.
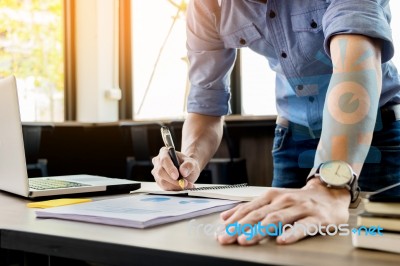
[1,183,399,266]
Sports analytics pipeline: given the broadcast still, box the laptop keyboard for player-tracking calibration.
[29,178,89,190]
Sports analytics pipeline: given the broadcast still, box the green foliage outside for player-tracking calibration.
[0,0,63,121]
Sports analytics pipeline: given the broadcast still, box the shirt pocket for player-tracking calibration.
[291,5,328,62]
[220,23,262,49]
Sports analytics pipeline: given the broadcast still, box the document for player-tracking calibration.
[35,194,239,228]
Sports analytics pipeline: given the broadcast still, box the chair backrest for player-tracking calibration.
[210,122,248,184]
[119,121,165,180]
[22,125,42,163]
[120,121,164,160]
[21,123,54,176]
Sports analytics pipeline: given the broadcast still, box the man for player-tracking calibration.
[151,0,400,245]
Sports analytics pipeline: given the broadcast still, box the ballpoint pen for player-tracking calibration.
[160,126,185,189]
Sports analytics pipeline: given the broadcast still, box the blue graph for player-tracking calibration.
[140,197,171,202]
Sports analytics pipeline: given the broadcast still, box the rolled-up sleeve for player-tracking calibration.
[186,0,236,116]
[322,0,394,63]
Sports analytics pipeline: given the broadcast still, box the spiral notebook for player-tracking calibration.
[147,183,270,202]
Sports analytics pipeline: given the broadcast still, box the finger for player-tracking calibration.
[220,203,245,221]
[235,191,319,245]
[179,157,201,184]
[179,160,194,179]
[236,207,301,246]
[221,191,307,245]
[217,225,239,245]
[151,156,177,184]
[158,147,180,180]
[223,189,280,226]
[277,216,321,244]
[152,156,182,191]
[218,204,270,245]
[185,180,195,189]
[219,204,285,245]
[153,170,181,190]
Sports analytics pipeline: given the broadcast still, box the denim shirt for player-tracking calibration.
[186,0,400,131]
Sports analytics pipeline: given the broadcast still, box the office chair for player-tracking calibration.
[120,121,165,181]
[21,123,54,177]
[204,122,248,184]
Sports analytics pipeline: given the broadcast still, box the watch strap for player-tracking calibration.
[307,161,360,203]
[349,175,360,203]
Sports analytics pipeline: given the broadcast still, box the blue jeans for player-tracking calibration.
[271,120,400,194]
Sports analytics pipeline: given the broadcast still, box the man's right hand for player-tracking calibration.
[151,147,201,190]
[152,113,224,191]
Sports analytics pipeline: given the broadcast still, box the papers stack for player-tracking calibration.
[35,194,239,228]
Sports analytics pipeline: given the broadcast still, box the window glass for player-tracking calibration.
[240,48,277,115]
[0,0,64,122]
[132,0,188,120]
[391,2,400,68]
[240,2,400,116]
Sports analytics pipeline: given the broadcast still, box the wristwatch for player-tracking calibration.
[308,160,360,203]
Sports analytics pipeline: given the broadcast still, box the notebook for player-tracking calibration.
[356,212,400,232]
[366,182,400,202]
[0,75,140,199]
[352,231,400,254]
[145,183,270,201]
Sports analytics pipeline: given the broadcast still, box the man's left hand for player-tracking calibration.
[217,178,351,245]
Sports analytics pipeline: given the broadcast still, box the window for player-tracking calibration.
[240,48,277,115]
[391,2,400,68]
[131,2,399,119]
[131,0,188,120]
[0,0,64,122]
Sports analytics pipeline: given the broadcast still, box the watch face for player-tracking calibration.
[319,161,353,187]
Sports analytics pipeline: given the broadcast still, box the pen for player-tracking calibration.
[160,126,185,189]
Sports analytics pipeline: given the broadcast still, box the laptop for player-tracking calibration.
[0,75,141,199]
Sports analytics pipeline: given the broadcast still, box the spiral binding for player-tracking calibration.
[187,183,248,191]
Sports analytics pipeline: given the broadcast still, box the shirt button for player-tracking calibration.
[281,52,287,58]
[309,96,315,103]
[310,20,318,29]
[239,38,246,45]
[269,10,276,18]
[296,85,303,91]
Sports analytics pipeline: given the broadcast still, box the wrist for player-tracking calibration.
[309,160,360,204]
[182,144,213,170]
[304,177,351,205]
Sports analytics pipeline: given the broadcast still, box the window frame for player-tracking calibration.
[118,0,133,120]
[63,0,77,121]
